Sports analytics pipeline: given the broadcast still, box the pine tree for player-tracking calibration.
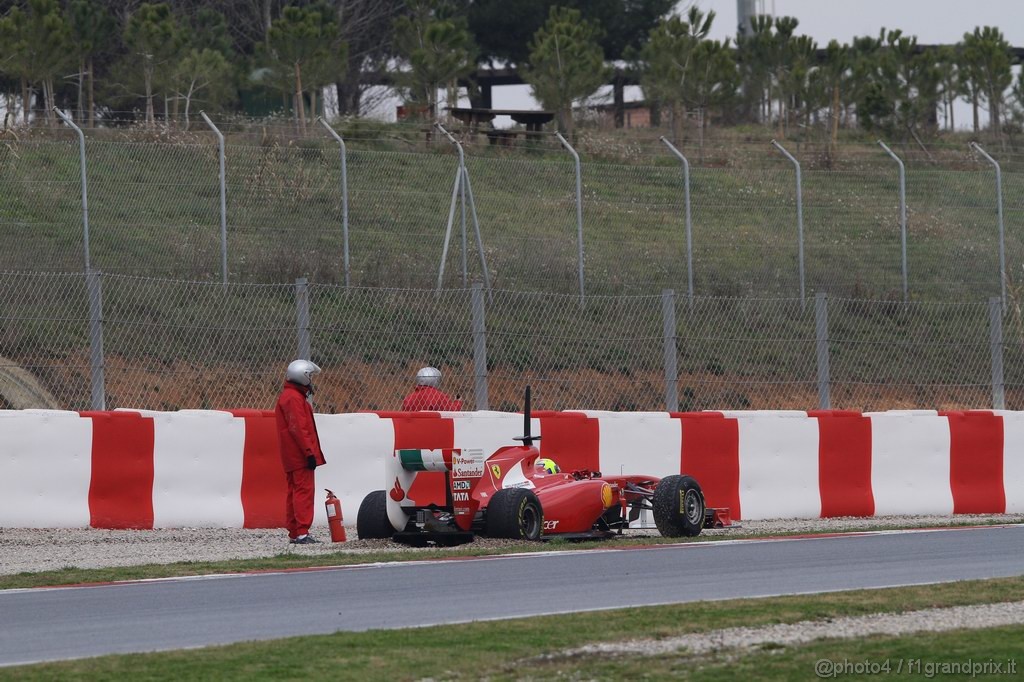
[265,3,345,132]
[68,0,115,127]
[392,0,477,121]
[523,6,606,137]
[124,3,185,128]
[637,8,715,144]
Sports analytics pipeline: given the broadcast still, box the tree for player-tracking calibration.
[768,16,798,138]
[961,26,1013,135]
[333,0,406,117]
[779,33,817,136]
[172,48,236,129]
[523,6,606,136]
[68,0,115,127]
[124,2,185,127]
[637,7,716,143]
[935,45,960,131]
[190,7,234,57]
[264,3,345,131]
[820,40,849,164]
[2,0,73,126]
[690,37,737,158]
[392,0,476,121]
[735,14,775,124]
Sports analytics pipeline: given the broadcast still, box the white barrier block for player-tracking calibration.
[737,416,820,520]
[313,413,396,525]
[996,412,1024,513]
[151,412,245,527]
[454,412,537,464]
[719,410,808,418]
[871,415,953,515]
[590,413,680,478]
[0,411,92,527]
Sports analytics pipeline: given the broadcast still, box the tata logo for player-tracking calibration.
[452,480,471,490]
[453,492,469,502]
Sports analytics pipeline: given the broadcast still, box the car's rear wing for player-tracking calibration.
[385,447,486,531]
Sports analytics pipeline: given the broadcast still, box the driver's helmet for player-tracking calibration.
[416,366,441,387]
[536,458,560,474]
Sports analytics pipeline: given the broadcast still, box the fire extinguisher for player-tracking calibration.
[324,489,347,542]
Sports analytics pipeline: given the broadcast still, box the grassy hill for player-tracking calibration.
[1,121,1022,411]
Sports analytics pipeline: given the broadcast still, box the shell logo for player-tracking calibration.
[601,482,614,509]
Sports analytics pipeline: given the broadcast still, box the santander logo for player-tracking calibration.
[390,478,406,502]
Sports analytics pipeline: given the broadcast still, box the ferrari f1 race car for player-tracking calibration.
[356,388,731,545]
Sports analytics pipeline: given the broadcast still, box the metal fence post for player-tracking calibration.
[86,269,105,410]
[317,118,351,288]
[815,292,831,410]
[771,140,805,309]
[662,289,679,412]
[659,137,694,309]
[971,143,1006,310]
[460,166,493,298]
[990,297,1005,410]
[556,132,585,307]
[877,140,908,304]
[200,111,228,289]
[295,277,311,361]
[436,123,490,294]
[471,283,489,410]
[53,108,91,271]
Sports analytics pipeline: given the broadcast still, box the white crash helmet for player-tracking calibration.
[416,366,441,387]
[286,359,321,386]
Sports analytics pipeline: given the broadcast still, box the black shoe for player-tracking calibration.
[292,535,319,544]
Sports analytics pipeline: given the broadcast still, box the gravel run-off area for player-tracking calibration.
[550,600,1024,662]
[2,514,1022,576]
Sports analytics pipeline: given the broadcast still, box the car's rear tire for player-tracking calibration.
[486,488,543,540]
[652,475,705,537]
[356,490,393,539]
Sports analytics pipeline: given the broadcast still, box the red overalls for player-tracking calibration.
[275,381,327,538]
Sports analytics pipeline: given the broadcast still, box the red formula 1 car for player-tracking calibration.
[357,388,731,545]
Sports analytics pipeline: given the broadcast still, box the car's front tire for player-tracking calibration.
[652,475,705,537]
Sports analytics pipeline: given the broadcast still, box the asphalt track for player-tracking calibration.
[2,525,1023,667]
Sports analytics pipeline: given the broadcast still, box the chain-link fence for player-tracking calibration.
[3,132,1023,300]
[1,272,1020,413]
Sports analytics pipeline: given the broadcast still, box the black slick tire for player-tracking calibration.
[356,490,393,539]
[485,488,543,540]
[652,475,705,537]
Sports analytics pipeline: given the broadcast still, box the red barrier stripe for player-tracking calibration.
[388,414,454,506]
[231,409,287,528]
[816,414,874,518]
[946,413,1005,514]
[82,411,154,530]
[539,414,599,473]
[676,415,740,518]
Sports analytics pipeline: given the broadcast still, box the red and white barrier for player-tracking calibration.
[0,408,1020,528]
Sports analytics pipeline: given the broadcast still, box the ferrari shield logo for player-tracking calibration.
[490,464,501,479]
